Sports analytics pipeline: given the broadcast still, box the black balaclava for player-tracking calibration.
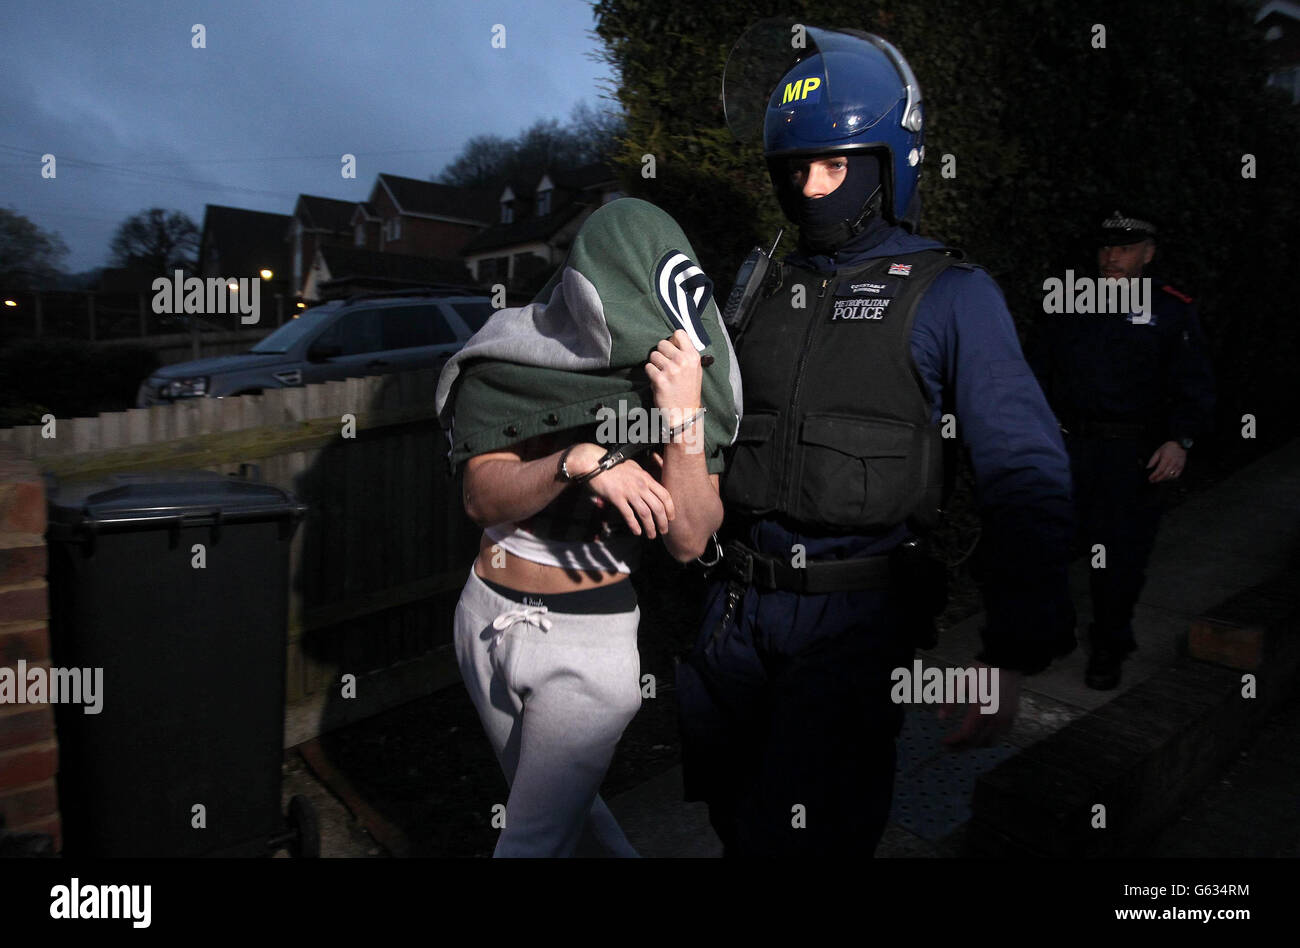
[772,152,883,255]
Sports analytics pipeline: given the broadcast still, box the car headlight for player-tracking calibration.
[162,376,209,398]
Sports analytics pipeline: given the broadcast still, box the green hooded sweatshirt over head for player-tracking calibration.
[434,198,743,474]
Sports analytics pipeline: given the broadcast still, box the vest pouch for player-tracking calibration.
[723,410,780,513]
[794,413,927,531]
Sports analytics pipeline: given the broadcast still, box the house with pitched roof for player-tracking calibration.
[286,195,358,300]
[300,245,475,301]
[198,204,293,322]
[460,163,622,295]
[351,173,496,257]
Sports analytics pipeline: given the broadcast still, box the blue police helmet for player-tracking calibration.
[725,23,924,227]
[764,30,924,226]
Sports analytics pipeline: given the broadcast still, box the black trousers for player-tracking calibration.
[676,577,913,856]
[1066,434,1168,652]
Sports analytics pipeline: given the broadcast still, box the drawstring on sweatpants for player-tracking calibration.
[491,604,553,648]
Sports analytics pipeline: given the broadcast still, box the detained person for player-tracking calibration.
[434,197,742,857]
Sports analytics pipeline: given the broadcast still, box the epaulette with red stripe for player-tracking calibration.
[1161,283,1194,304]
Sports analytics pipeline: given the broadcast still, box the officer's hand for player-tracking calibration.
[584,457,676,539]
[1146,441,1187,483]
[939,663,1020,750]
[646,330,704,420]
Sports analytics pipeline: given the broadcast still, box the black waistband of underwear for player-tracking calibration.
[477,572,638,615]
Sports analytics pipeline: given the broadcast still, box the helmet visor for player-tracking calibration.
[723,21,921,148]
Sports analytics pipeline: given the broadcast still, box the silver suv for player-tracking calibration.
[136,291,493,406]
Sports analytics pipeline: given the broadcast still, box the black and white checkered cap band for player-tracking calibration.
[1101,210,1156,235]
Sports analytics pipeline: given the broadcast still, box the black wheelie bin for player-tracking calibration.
[44,469,317,857]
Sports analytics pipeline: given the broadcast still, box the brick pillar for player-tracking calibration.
[0,444,60,852]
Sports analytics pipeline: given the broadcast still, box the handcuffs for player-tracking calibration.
[558,408,708,485]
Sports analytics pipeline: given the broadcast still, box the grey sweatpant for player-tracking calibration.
[453,568,643,857]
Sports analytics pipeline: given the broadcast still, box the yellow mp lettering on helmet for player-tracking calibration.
[780,76,821,104]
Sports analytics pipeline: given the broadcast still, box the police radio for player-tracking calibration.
[720,229,783,342]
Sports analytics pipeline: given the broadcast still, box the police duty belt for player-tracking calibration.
[721,539,894,594]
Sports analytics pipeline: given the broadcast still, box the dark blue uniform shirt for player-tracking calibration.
[1028,280,1215,445]
[745,220,1076,672]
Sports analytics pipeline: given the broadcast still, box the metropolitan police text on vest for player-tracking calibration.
[832,297,894,320]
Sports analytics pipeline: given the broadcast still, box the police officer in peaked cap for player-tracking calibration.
[674,21,1078,856]
[1029,209,1215,690]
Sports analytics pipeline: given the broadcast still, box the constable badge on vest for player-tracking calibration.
[833,279,897,321]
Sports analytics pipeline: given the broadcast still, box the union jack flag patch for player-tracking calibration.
[888,263,912,277]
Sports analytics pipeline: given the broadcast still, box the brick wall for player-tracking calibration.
[0,444,60,851]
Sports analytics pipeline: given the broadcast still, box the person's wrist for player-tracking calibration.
[559,442,604,482]
[660,405,705,442]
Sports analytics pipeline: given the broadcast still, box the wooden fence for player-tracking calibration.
[0,368,479,744]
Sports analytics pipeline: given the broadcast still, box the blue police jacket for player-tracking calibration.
[745,218,1076,673]
[1027,279,1215,446]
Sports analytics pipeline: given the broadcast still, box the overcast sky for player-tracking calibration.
[0,0,616,272]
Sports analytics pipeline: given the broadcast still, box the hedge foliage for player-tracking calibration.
[592,0,1300,453]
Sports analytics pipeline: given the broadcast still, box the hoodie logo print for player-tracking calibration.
[654,251,713,350]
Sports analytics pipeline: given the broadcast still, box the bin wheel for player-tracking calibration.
[287,794,320,858]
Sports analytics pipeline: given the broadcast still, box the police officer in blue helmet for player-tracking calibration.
[675,21,1078,856]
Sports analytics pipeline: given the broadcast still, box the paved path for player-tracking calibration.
[289,438,1300,857]
[606,438,1300,857]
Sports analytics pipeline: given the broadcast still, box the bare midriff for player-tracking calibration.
[469,426,636,593]
[472,532,630,592]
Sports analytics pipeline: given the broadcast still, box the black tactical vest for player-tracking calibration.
[724,249,962,534]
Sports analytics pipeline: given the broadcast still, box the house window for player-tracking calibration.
[354,223,365,247]
[536,189,552,216]
[384,217,401,241]
[477,257,509,282]
[501,202,514,224]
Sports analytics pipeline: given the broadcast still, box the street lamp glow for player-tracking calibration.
[259,268,273,280]
[3,299,17,308]
[227,280,239,292]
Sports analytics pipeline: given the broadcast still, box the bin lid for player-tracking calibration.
[46,470,306,530]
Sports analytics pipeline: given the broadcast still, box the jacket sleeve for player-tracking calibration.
[913,268,1077,674]
[1160,291,1216,444]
